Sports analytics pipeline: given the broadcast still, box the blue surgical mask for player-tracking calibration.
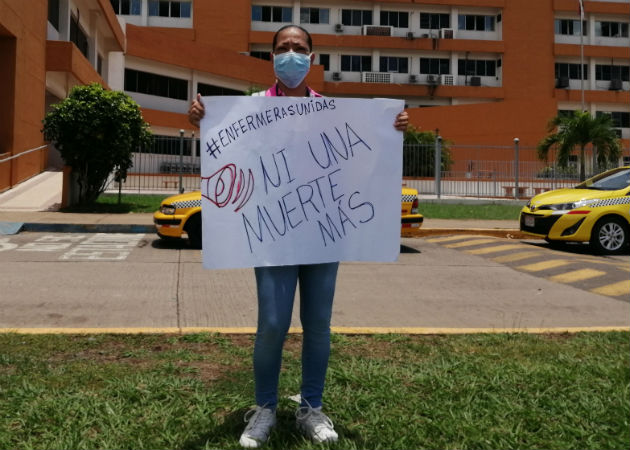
[273,51,312,89]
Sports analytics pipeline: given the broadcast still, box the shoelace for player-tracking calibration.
[295,400,334,432]
[243,405,274,429]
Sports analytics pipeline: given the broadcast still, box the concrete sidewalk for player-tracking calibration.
[0,209,523,236]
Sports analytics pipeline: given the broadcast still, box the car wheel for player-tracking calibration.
[185,213,202,249]
[590,217,628,255]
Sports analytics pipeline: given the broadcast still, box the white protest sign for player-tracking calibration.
[200,96,403,269]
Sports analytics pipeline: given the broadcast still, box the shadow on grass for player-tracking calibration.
[182,408,360,450]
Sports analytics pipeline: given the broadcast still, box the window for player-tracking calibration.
[124,68,188,100]
[595,65,630,81]
[251,5,292,23]
[300,8,329,24]
[319,54,330,71]
[197,83,243,96]
[596,21,629,38]
[48,0,59,30]
[597,111,630,128]
[341,55,372,72]
[97,54,103,76]
[110,0,141,15]
[557,109,575,118]
[420,13,450,29]
[70,15,89,59]
[458,59,496,76]
[380,56,408,73]
[144,135,198,156]
[380,11,409,28]
[148,1,192,18]
[554,63,588,80]
[250,51,271,61]
[341,9,372,27]
[458,15,495,31]
[555,19,587,36]
[420,58,450,75]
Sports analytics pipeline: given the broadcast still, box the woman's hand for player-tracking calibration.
[188,93,205,128]
[394,111,408,132]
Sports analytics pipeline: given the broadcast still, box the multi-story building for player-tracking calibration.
[1,0,124,191]
[1,0,629,192]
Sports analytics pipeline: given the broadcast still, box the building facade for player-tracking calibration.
[1,0,629,192]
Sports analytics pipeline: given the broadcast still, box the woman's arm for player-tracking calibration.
[188,93,205,128]
[394,111,408,132]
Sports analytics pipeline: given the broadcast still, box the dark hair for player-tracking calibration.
[272,25,313,52]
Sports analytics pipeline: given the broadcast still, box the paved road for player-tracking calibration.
[425,234,630,299]
[1,232,628,334]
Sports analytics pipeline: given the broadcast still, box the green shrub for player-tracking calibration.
[42,83,151,204]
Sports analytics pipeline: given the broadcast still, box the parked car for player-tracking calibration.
[154,187,424,248]
[520,166,630,254]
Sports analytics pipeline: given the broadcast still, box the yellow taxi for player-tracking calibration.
[520,166,630,254]
[154,187,424,247]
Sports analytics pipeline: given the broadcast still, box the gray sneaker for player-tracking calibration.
[295,403,339,443]
[239,406,276,448]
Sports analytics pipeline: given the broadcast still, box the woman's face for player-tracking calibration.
[273,27,311,56]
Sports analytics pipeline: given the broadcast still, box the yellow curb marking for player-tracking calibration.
[425,235,479,243]
[493,251,544,263]
[548,268,606,283]
[1,326,628,335]
[445,238,497,248]
[466,244,528,255]
[591,280,630,297]
[517,259,572,272]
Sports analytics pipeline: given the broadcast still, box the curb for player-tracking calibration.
[20,223,157,234]
[416,228,531,240]
[5,222,528,239]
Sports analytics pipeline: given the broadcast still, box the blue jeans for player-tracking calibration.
[253,262,339,409]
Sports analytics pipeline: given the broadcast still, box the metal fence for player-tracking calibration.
[108,135,630,199]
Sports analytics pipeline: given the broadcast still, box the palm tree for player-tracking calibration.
[537,110,622,181]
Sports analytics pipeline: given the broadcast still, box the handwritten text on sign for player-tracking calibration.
[200,96,403,269]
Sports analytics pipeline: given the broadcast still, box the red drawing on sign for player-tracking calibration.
[201,164,255,213]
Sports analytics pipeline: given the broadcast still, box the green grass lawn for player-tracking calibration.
[62,194,165,214]
[63,194,523,220]
[0,332,627,450]
[418,202,523,220]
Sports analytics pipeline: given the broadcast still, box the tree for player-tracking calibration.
[42,83,151,204]
[403,125,453,177]
[537,110,621,181]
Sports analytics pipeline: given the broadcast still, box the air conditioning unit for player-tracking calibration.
[332,72,342,81]
[406,32,414,40]
[426,74,440,85]
[440,28,454,39]
[441,74,455,86]
[362,25,393,36]
[470,76,481,87]
[361,72,393,83]
[609,79,623,91]
[556,77,570,88]
[409,74,418,83]
[334,24,343,33]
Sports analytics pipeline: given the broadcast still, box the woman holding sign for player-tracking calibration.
[189,25,408,448]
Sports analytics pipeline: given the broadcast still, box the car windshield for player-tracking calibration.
[575,168,630,191]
